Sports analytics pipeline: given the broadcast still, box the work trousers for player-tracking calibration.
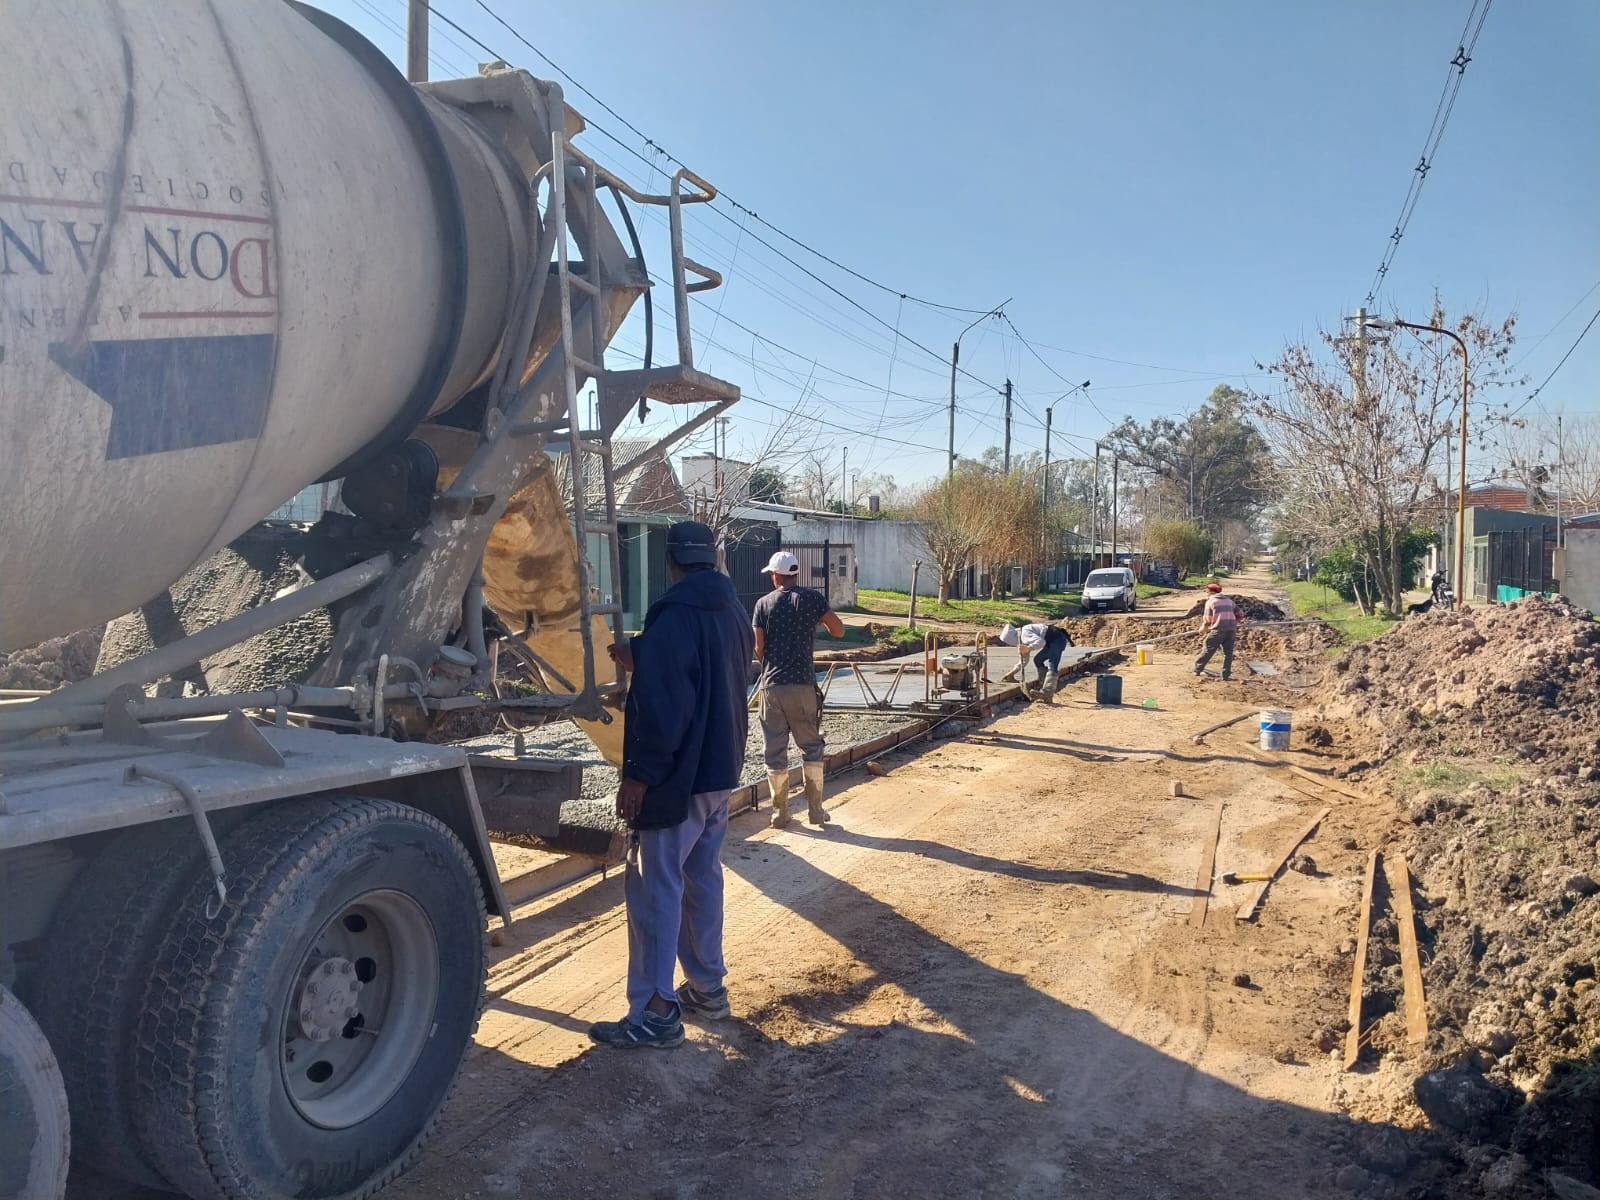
[1194,625,1236,679]
[759,683,825,770]
[1031,627,1071,686]
[625,788,730,1021]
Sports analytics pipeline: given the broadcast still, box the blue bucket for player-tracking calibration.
[1259,709,1292,750]
[1096,674,1123,705]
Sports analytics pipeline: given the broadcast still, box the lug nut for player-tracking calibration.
[340,960,353,974]
[307,982,319,996]
[345,1006,359,1019]
[299,1008,312,1025]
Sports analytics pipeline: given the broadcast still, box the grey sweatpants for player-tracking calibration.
[1193,625,1237,678]
[759,683,825,770]
[625,788,730,1021]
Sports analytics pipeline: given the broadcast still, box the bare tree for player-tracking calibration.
[1254,298,1521,614]
[1494,410,1600,515]
[911,468,992,605]
[679,396,825,547]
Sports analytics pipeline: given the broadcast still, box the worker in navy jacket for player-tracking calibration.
[588,521,754,1049]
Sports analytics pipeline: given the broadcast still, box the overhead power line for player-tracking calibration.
[1508,306,1600,419]
[1363,0,1495,306]
[446,0,995,316]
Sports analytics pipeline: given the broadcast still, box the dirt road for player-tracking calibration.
[75,567,1430,1199]
[357,569,1423,1198]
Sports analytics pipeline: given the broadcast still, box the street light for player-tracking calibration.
[1357,313,1470,606]
[948,300,1010,477]
[1041,381,1089,588]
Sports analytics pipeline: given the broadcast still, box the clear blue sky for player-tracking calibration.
[322,0,1599,492]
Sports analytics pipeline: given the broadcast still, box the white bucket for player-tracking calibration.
[1259,709,1292,751]
[1136,642,1154,666]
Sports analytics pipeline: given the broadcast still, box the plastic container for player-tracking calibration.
[1096,674,1123,705]
[1259,709,1292,751]
[1136,642,1154,665]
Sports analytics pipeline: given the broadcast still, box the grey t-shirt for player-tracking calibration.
[752,585,831,688]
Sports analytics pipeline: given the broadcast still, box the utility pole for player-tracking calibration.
[1091,443,1101,568]
[1353,312,1468,606]
[1556,413,1564,550]
[1002,379,1013,473]
[1110,454,1120,564]
[406,0,429,82]
[1041,405,1053,589]
[1442,431,1452,573]
[947,302,1008,478]
[840,445,848,514]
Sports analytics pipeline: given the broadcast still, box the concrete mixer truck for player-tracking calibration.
[0,3,739,1196]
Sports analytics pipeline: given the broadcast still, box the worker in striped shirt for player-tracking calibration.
[1192,581,1239,681]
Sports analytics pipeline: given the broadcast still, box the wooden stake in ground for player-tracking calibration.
[1189,802,1224,928]
[1385,850,1428,1046]
[1189,710,1256,745]
[1344,849,1382,1070]
[1234,806,1331,921]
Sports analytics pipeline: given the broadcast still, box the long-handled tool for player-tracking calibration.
[1219,870,1273,884]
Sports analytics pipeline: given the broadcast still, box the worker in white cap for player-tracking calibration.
[752,550,844,827]
[998,620,1074,702]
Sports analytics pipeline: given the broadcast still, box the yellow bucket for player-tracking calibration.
[1136,643,1154,666]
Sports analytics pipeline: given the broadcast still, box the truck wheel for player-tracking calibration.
[0,986,70,1200]
[133,798,487,1200]
[34,823,205,1189]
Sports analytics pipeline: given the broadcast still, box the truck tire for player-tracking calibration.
[133,797,486,1200]
[33,823,206,1189]
[0,986,70,1200]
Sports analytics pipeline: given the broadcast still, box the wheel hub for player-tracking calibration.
[295,957,362,1043]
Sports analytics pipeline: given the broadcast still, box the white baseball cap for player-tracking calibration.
[763,551,801,576]
[998,623,1019,646]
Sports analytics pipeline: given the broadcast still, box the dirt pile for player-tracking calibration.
[1306,597,1600,1196]
[1065,613,1338,658]
[1310,595,1600,776]
[0,628,104,690]
[1182,595,1287,621]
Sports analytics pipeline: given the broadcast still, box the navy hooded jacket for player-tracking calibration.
[621,567,754,830]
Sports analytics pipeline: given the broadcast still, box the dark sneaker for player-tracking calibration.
[587,1008,685,1048]
[676,981,732,1021]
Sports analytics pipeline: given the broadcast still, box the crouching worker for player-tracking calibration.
[753,551,844,828]
[588,521,755,1048]
[999,621,1074,702]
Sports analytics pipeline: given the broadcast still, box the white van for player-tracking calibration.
[1081,567,1137,613]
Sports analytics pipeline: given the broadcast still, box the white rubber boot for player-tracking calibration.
[767,770,791,828]
[803,761,827,826]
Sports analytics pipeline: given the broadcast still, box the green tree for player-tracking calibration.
[1104,386,1274,529]
[747,465,787,504]
[1142,518,1213,578]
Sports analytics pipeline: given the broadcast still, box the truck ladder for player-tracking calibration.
[546,132,741,708]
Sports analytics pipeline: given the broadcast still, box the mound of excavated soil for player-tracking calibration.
[1304,597,1600,1197]
[1309,595,1600,777]
[1064,613,1338,658]
[1181,595,1286,621]
[0,628,104,690]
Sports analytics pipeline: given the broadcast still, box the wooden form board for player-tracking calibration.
[1344,849,1382,1070]
[1385,850,1429,1045]
[1189,802,1224,928]
[1234,806,1332,922]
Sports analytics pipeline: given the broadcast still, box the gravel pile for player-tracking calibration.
[0,628,103,690]
[492,710,918,837]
